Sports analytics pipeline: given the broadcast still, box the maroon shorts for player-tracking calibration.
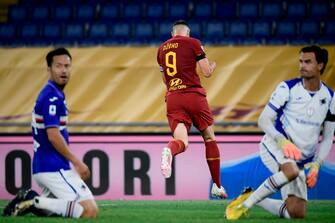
[166,92,214,133]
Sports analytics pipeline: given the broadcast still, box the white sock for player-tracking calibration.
[244,171,288,208]
[257,198,291,219]
[33,196,84,218]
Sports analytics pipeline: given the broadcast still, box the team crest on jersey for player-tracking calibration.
[81,184,86,191]
[320,98,326,105]
[307,107,315,117]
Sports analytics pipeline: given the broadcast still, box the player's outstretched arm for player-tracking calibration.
[47,128,90,180]
[198,58,216,78]
[315,121,335,163]
[306,121,335,188]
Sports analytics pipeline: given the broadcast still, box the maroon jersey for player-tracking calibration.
[157,35,206,96]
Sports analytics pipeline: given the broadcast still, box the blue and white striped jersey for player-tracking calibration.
[31,80,70,174]
[265,77,335,159]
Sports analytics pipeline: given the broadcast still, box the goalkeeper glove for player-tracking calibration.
[305,162,320,188]
[277,137,302,161]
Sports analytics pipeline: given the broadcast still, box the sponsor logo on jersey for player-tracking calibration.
[169,78,182,87]
[296,118,319,127]
[49,97,58,102]
[169,78,186,91]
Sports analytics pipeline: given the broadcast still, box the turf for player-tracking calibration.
[0,200,335,223]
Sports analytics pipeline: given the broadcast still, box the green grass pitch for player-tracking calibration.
[1,200,335,223]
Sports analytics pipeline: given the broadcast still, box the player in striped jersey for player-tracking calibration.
[226,45,335,219]
[3,48,98,218]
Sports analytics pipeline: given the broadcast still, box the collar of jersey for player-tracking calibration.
[47,80,64,96]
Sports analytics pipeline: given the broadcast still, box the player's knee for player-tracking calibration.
[183,141,189,149]
[82,205,99,218]
[288,208,305,218]
[291,168,299,180]
[201,127,215,142]
[286,196,306,219]
[204,138,215,143]
[287,168,299,181]
[282,163,299,181]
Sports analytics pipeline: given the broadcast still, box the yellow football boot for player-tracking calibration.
[225,187,252,220]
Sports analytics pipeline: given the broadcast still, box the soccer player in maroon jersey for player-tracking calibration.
[157,20,227,199]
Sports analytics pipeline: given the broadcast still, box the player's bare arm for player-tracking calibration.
[198,57,216,78]
[46,127,90,180]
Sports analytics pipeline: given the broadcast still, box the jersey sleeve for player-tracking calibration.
[267,81,289,112]
[42,93,61,128]
[192,38,206,61]
[156,46,162,65]
[325,95,335,122]
[156,46,164,73]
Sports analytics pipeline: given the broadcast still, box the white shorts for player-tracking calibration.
[260,142,308,201]
[33,169,94,202]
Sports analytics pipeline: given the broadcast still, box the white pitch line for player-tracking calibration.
[98,203,117,207]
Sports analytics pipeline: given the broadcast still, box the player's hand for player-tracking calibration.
[305,162,320,188]
[73,160,91,180]
[209,61,216,71]
[277,137,302,161]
